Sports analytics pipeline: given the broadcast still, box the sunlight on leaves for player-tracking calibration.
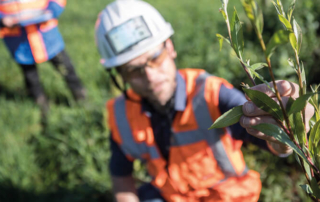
[209,106,243,129]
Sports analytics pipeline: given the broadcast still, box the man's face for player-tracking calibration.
[118,39,177,106]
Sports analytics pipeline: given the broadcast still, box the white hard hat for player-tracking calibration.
[95,0,174,68]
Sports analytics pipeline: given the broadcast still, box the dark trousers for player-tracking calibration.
[19,50,85,101]
[138,183,166,202]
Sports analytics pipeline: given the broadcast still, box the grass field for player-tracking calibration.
[0,0,313,201]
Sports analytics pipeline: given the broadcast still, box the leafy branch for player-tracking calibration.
[211,0,320,200]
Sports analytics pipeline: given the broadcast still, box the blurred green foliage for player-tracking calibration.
[0,0,320,201]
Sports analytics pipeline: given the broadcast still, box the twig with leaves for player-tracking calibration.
[211,0,320,201]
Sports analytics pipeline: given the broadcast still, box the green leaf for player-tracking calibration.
[216,34,230,51]
[292,19,302,54]
[276,0,285,13]
[287,58,296,69]
[294,153,301,167]
[309,117,316,129]
[246,59,251,66]
[246,65,255,79]
[251,71,269,88]
[253,123,307,160]
[252,123,308,162]
[311,178,320,199]
[219,8,228,21]
[243,88,283,121]
[289,32,298,52]
[251,63,267,71]
[301,62,307,94]
[256,3,264,35]
[209,106,243,129]
[278,15,292,31]
[287,97,306,147]
[310,85,320,120]
[246,66,274,93]
[241,0,263,34]
[309,120,320,156]
[300,184,313,195]
[272,0,285,16]
[286,97,295,112]
[287,93,314,116]
[230,8,244,59]
[289,112,306,147]
[241,0,255,21]
[295,151,312,181]
[287,58,299,73]
[315,146,320,171]
[287,0,296,22]
[302,158,312,180]
[265,30,290,59]
[310,84,320,94]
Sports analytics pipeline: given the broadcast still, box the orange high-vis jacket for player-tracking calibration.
[107,69,262,202]
[0,0,66,64]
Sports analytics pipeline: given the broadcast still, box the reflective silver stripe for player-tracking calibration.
[112,72,248,177]
[171,72,214,146]
[113,96,147,159]
[199,73,249,177]
[171,73,239,176]
[148,146,160,159]
[113,96,160,160]
[193,73,239,177]
[172,130,204,146]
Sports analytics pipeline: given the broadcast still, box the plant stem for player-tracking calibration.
[298,156,312,183]
[292,53,317,180]
[223,6,256,86]
[310,195,320,202]
[277,120,298,145]
[266,59,295,138]
[308,158,320,176]
[255,20,320,201]
[240,61,256,86]
[256,30,266,51]
[256,31,295,141]
[275,120,320,176]
[294,52,309,147]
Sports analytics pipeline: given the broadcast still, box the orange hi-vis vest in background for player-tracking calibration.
[107,69,262,202]
[0,0,66,64]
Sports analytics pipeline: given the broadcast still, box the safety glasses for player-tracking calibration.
[119,43,168,78]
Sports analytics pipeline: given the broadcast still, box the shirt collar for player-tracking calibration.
[141,71,187,113]
[174,71,187,111]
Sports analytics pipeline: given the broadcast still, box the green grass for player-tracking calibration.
[0,0,317,201]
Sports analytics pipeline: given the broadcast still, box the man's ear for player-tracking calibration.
[165,38,177,59]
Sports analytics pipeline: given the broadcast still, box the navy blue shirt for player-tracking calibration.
[109,71,269,176]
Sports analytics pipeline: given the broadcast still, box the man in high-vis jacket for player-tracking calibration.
[0,0,86,114]
[95,1,314,201]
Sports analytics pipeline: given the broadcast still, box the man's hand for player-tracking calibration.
[2,16,19,28]
[239,80,315,156]
[112,175,139,202]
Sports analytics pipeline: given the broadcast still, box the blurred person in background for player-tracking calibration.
[0,0,86,115]
[95,0,314,201]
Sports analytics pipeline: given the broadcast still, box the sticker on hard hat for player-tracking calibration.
[106,16,152,54]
